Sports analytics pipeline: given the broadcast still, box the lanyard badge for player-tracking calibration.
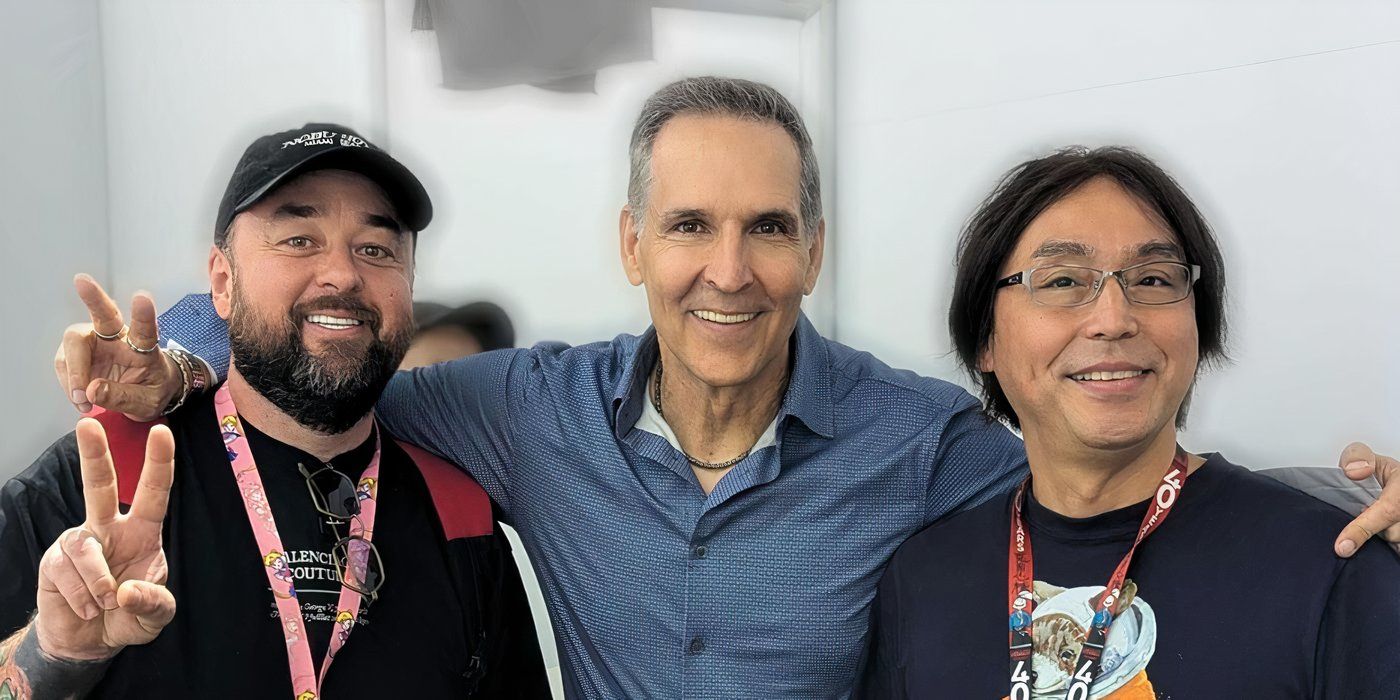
[216,385,381,700]
[1007,450,1188,700]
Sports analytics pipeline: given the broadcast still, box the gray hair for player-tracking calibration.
[627,76,822,237]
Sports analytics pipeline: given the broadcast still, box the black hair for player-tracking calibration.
[948,146,1228,429]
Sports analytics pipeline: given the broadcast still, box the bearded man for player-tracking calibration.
[0,124,547,698]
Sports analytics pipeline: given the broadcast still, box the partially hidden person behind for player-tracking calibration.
[858,147,1400,698]
[0,123,548,698]
[400,300,515,370]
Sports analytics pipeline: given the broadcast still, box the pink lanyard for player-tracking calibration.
[216,384,381,700]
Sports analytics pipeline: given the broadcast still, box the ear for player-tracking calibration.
[802,218,826,296]
[209,244,234,320]
[977,333,996,373]
[619,206,644,287]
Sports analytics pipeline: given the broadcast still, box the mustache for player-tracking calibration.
[291,293,381,332]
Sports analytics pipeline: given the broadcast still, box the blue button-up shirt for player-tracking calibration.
[161,295,1028,698]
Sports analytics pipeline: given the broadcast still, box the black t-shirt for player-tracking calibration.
[0,390,548,698]
[859,454,1400,699]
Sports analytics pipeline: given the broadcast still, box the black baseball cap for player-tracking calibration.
[214,122,432,238]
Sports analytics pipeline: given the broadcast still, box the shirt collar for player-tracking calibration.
[611,312,835,441]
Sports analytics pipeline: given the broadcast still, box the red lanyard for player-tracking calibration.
[216,385,381,700]
[1007,450,1188,700]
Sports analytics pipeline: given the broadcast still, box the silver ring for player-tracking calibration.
[93,325,126,341]
[124,334,159,354]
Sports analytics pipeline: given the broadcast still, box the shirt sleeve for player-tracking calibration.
[157,293,231,380]
[0,435,86,639]
[924,393,1028,524]
[855,552,906,699]
[376,349,531,519]
[1256,466,1380,519]
[1313,539,1400,696]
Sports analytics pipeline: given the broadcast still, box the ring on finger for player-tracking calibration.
[124,334,159,354]
[93,325,127,341]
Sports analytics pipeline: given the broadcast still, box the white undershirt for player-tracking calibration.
[634,376,779,458]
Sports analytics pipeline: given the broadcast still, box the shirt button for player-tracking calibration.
[693,545,707,559]
[688,637,705,654]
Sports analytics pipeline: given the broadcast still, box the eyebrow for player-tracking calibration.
[751,209,800,231]
[271,202,404,235]
[363,213,405,235]
[660,208,707,222]
[1133,240,1185,261]
[659,207,800,229]
[273,203,319,220]
[1031,240,1094,258]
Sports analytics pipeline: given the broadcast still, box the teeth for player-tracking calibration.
[1071,370,1147,381]
[306,314,362,328]
[692,310,758,324]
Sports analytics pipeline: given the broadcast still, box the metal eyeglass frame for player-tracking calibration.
[994,261,1202,307]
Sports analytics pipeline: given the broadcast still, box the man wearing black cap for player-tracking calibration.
[0,124,547,698]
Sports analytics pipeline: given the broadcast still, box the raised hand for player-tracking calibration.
[33,419,177,661]
[54,275,181,421]
[1334,442,1400,557]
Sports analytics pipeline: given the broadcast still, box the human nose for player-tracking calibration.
[702,229,755,293]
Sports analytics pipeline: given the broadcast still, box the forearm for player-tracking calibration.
[0,624,111,700]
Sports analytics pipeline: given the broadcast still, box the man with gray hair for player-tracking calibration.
[54,77,1400,698]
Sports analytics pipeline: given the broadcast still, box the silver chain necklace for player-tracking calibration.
[650,358,752,471]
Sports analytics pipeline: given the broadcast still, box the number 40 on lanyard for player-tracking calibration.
[1006,450,1189,700]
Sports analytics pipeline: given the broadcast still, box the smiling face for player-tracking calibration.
[211,168,416,432]
[981,177,1199,452]
[620,114,824,390]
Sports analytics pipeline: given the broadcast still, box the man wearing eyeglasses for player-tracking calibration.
[37,80,1400,698]
[858,147,1400,698]
[0,124,548,698]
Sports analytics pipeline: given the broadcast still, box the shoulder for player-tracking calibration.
[513,332,648,403]
[386,435,495,540]
[825,339,980,414]
[1198,455,1358,533]
[5,431,83,512]
[523,332,641,375]
[1187,455,1394,571]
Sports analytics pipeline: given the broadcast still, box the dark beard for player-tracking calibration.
[228,290,411,435]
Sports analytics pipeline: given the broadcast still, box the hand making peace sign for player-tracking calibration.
[33,419,177,662]
[54,275,182,421]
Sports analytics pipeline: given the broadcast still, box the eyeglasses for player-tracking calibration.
[298,461,386,602]
[995,261,1201,307]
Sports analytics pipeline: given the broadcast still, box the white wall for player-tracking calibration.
[3,2,823,694]
[0,0,110,480]
[383,0,814,347]
[99,0,386,304]
[834,0,1400,468]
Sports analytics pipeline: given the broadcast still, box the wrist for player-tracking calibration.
[161,347,208,415]
[28,621,116,664]
[16,624,114,698]
[159,351,185,408]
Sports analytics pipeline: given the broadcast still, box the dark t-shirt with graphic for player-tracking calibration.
[859,454,1400,699]
[0,390,548,698]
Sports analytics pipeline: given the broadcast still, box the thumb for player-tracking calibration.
[116,579,176,633]
[1339,441,1378,481]
[87,379,165,421]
